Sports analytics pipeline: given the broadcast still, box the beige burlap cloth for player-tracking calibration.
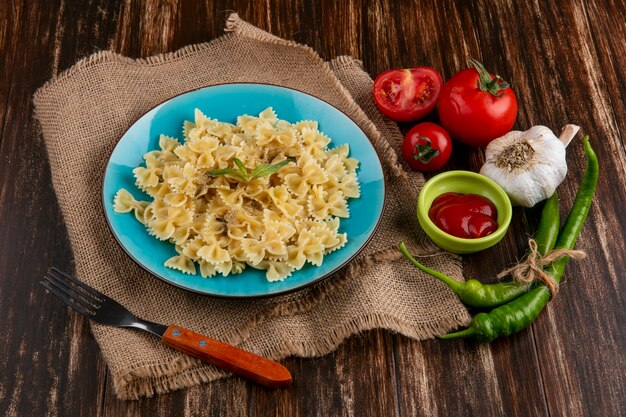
[33,14,471,399]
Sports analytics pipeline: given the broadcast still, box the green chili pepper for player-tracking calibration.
[534,191,560,256]
[439,136,598,342]
[398,191,560,308]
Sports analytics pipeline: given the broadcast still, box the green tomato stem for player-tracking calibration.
[469,58,510,97]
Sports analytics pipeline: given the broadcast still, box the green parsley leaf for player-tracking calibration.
[250,157,296,180]
[206,157,295,182]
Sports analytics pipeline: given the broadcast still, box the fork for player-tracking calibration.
[41,267,292,388]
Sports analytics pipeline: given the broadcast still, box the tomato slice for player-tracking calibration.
[373,67,443,122]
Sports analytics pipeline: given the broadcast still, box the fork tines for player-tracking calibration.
[41,267,103,317]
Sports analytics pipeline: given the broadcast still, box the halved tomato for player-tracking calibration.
[373,67,443,122]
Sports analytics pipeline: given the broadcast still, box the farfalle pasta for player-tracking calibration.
[113,107,360,282]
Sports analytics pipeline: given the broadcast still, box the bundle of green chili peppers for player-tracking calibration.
[399,136,598,343]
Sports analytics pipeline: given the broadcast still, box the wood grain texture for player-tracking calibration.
[0,0,624,416]
[520,2,626,416]
[0,1,108,416]
[248,330,400,417]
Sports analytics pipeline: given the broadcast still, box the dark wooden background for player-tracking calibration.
[1,0,624,416]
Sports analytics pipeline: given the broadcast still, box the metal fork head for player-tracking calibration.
[41,267,137,326]
[41,267,168,337]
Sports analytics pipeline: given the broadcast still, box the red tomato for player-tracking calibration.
[373,67,443,122]
[438,59,518,147]
[401,122,452,171]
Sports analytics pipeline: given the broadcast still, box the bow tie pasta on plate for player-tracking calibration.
[113,108,360,282]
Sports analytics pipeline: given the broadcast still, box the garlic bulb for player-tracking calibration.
[480,124,579,207]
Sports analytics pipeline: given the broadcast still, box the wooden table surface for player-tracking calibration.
[1,1,624,416]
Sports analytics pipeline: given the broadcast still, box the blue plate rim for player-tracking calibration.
[101,82,387,298]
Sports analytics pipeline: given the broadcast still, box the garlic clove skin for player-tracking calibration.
[480,125,567,207]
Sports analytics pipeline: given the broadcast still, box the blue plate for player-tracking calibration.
[102,83,385,297]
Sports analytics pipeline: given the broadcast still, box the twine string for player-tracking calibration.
[497,238,586,297]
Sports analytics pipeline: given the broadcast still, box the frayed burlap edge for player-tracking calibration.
[120,309,470,398]
[115,248,466,399]
[34,13,469,400]
[34,14,407,181]
[224,15,408,181]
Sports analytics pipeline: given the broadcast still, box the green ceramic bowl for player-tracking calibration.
[417,170,512,254]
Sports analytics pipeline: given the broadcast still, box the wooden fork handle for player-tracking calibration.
[161,324,292,389]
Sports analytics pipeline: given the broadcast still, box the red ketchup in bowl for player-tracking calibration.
[428,192,498,239]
